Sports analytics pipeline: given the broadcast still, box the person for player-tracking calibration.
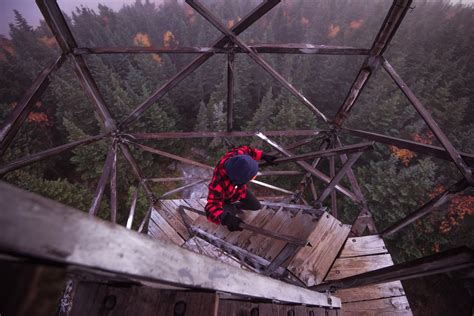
[205,145,277,232]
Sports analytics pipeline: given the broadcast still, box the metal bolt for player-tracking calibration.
[250,307,259,316]
[103,295,116,310]
[174,301,186,316]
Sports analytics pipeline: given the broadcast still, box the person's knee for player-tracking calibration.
[248,200,261,211]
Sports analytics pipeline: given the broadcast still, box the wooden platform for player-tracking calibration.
[148,199,351,287]
[324,235,413,316]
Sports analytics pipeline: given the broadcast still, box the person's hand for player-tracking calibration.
[262,153,278,165]
[220,212,243,232]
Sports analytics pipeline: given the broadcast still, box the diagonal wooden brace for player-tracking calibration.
[185,0,328,123]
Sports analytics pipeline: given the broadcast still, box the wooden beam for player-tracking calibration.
[313,247,474,291]
[88,144,115,216]
[186,0,328,123]
[342,127,474,166]
[256,132,358,201]
[130,129,321,140]
[0,55,65,157]
[0,134,106,177]
[227,52,235,132]
[126,184,140,229]
[381,179,468,237]
[120,0,280,127]
[382,58,473,184]
[109,142,118,223]
[261,142,374,166]
[316,152,363,203]
[0,182,340,307]
[36,0,117,131]
[333,0,413,126]
[73,44,369,55]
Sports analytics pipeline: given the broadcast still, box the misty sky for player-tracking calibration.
[0,0,163,37]
[1,0,473,37]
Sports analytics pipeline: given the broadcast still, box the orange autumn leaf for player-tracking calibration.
[328,24,340,38]
[133,32,162,64]
[163,31,177,48]
[439,194,474,234]
[412,131,434,145]
[27,112,49,123]
[349,19,364,30]
[301,16,310,27]
[184,6,196,24]
[133,32,151,47]
[152,54,163,63]
[389,145,416,166]
[38,36,57,48]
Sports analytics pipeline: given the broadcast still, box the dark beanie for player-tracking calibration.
[224,155,259,185]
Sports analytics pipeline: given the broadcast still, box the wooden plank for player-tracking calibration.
[265,210,320,262]
[150,208,185,245]
[247,207,289,258]
[147,217,167,240]
[174,199,200,221]
[218,300,259,316]
[0,261,67,316]
[342,296,412,315]
[0,182,340,307]
[335,281,405,303]
[288,213,351,286]
[155,290,219,316]
[234,207,276,250]
[225,206,268,246]
[71,284,218,316]
[157,200,191,240]
[325,254,394,280]
[340,235,388,258]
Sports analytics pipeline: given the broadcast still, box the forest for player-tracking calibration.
[0,0,473,313]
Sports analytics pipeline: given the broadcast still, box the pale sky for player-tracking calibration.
[1,0,472,37]
[0,0,164,37]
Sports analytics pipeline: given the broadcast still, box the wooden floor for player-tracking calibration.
[148,198,350,287]
[148,199,413,315]
[324,235,413,316]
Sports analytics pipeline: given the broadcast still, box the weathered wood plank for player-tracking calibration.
[288,213,351,286]
[340,235,388,258]
[155,290,219,316]
[335,281,405,303]
[173,199,200,221]
[149,208,185,245]
[218,300,259,316]
[342,296,412,315]
[71,283,218,316]
[324,235,411,312]
[0,182,340,307]
[247,207,289,259]
[156,200,191,240]
[234,206,276,250]
[265,210,320,262]
[0,261,66,316]
[147,217,166,240]
[326,254,394,280]
[224,206,268,246]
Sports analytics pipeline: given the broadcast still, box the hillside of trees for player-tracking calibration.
[0,0,473,314]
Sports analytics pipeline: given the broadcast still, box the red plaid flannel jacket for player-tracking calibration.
[205,146,262,224]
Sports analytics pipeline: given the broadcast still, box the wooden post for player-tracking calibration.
[227,51,235,132]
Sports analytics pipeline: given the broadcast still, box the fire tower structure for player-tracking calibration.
[1,0,473,315]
